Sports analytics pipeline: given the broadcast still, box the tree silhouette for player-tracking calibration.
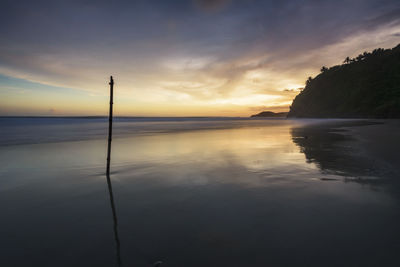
[306,76,313,86]
[356,54,364,61]
[288,44,400,118]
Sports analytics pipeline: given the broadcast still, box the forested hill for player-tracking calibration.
[288,44,400,118]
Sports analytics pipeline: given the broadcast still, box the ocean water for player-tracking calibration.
[0,117,399,267]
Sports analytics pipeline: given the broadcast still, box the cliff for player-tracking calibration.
[251,111,288,118]
[288,44,400,118]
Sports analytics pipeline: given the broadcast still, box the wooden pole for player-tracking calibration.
[106,76,114,175]
[104,76,162,266]
[105,76,122,266]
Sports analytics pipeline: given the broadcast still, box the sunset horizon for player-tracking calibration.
[1,0,399,117]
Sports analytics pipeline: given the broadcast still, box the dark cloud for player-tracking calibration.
[194,0,231,11]
[1,0,398,54]
[363,8,400,30]
[0,0,399,100]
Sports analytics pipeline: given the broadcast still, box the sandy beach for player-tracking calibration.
[1,118,399,266]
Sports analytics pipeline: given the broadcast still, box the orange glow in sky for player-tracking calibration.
[1,0,399,116]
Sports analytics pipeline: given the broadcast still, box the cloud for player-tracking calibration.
[363,8,400,30]
[194,0,231,12]
[1,0,400,115]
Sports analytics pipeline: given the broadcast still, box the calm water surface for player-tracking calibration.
[0,118,399,266]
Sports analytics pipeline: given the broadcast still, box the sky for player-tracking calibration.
[1,0,400,117]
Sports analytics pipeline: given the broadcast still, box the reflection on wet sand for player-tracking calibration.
[106,168,122,266]
[290,120,398,187]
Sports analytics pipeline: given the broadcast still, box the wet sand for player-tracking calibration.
[0,118,399,267]
[345,120,400,171]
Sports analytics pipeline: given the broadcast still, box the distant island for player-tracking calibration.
[251,111,288,118]
[288,43,400,118]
